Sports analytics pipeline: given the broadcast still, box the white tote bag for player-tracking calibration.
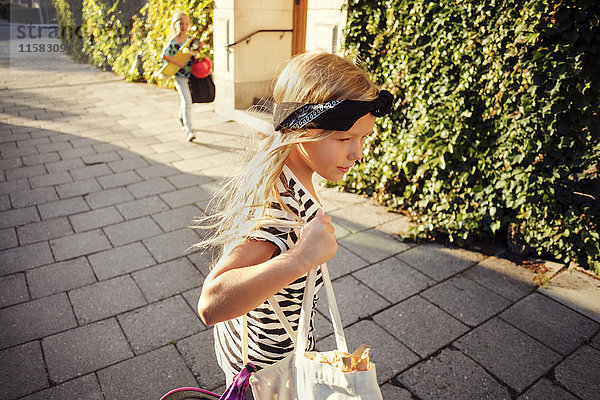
[249,262,383,400]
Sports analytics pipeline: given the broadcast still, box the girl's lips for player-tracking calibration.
[337,166,351,173]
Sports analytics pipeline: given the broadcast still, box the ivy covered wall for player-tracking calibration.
[52,0,213,87]
[339,0,599,274]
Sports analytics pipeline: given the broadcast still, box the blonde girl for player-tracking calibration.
[196,51,393,387]
[161,11,197,142]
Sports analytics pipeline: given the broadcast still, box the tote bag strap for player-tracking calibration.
[295,262,348,359]
[268,297,297,344]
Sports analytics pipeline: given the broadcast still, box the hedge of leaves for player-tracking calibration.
[338,0,600,274]
[52,0,212,87]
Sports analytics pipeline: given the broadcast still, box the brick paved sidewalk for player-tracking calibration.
[1,37,600,399]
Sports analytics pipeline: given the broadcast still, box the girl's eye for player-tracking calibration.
[338,138,350,142]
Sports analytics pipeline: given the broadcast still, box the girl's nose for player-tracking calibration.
[348,146,362,162]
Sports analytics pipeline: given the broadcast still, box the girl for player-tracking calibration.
[196,51,393,388]
[162,11,196,142]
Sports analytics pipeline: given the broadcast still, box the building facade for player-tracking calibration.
[211,0,347,115]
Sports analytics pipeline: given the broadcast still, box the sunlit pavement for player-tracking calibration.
[1,20,599,400]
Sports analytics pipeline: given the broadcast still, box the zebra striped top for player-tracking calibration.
[214,165,324,377]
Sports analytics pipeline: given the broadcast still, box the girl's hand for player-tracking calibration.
[291,209,337,269]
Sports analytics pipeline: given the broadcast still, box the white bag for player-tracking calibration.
[249,263,383,400]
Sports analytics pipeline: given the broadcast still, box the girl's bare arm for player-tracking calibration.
[198,212,336,325]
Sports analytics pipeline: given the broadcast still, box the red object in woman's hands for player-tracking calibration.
[191,57,212,78]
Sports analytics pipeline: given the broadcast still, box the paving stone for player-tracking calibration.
[97,345,198,400]
[69,163,112,180]
[316,320,419,384]
[21,373,104,400]
[396,243,484,282]
[0,227,18,250]
[10,186,58,207]
[398,348,511,400]
[103,216,163,246]
[316,275,389,326]
[69,275,147,324]
[373,295,469,358]
[116,195,170,220]
[56,178,102,199]
[327,201,398,233]
[88,242,155,280]
[377,214,414,238]
[69,206,124,232]
[338,228,411,264]
[0,241,54,276]
[0,293,77,349]
[159,186,214,209]
[40,141,72,154]
[118,296,203,354]
[312,308,335,340]
[176,328,224,391]
[0,178,30,195]
[330,219,353,239]
[43,318,133,384]
[5,164,46,181]
[186,251,213,277]
[517,378,579,400]
[50,229,111,261]
[500,292,599,355]
[0,194,10,211]
[0,273,29,308]
[97,170,141,189]
[353,257,435,304]
[463,256,536,302]
[0,341,48,400]
[167,172,214,189]
[26,257,97,298]
[379,384,413,400]
[135,164,180,180]
[82,151,121,164]
[152,205,202,232]
[454,318,562,392]
[538,268,600,323]
[326,243,369,279]
[127,177,176,198]
[29,171,73,188]
[71,138,97,148]
[422,274,512,327]
[0,206,40,229]
[58,146,96,160]
[143,228,201,263]
[41,194,88,219]
[181,286,203,313]
[317,186,368,213]
[132,258,203,302]
[0,157,22,170]
[83,186,134,209]
[107,155,150,172]
[17,216,73,245]
[17,136,51,148]
[92,143,123,154]
[22,152,60,167]
[45,157,85,173]
[555,345,600,400]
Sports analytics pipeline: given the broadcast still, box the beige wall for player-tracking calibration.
[212,0,347,115]
[213,0,293,112]
[305,0,347,53]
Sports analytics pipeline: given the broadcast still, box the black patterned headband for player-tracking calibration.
[273,90,394,132]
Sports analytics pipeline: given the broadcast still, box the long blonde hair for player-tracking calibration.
[170,11,188,38]
[192,52,378,268]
